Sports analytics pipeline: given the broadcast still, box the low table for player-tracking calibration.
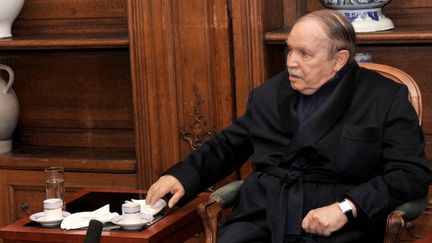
[0,188,209,243]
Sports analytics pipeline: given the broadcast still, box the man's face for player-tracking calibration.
[286,19,340,95]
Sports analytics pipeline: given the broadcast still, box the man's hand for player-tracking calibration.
[146,175,185,208]
[301,203,348,236]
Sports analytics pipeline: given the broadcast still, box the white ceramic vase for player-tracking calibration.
[0,64,19,153]
[0,0,25,39]
[321,0,394,33]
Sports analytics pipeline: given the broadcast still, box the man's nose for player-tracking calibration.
[286,53,298,68]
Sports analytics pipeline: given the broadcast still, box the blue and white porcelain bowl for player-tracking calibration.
[321,0,394,32]
[354,52,372,63]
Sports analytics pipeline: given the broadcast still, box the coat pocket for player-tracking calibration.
[336,125,381,176]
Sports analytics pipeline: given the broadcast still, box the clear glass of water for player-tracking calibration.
[44,166,65,209]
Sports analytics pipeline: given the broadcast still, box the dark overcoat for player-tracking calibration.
[167,62,432,242]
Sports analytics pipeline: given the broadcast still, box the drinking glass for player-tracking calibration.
[45,167,65,209]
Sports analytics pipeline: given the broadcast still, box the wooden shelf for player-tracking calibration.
[0,36,129,49]
[264,25,432,44]
[0,146,136,173]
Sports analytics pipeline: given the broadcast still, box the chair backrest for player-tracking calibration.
[358,62,422,125]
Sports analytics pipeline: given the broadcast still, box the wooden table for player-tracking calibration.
[0,188,209,243]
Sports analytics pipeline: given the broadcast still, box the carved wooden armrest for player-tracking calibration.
[197,180,244,243]
[384,195,429,243]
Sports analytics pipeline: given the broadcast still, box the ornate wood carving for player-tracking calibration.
[128,0,235,188]
[180,86,216,150]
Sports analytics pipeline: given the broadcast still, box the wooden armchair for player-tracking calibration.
[197,63,429,243]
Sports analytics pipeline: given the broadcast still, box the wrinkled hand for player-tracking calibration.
[301,203,348,236]
[146,175,185,208]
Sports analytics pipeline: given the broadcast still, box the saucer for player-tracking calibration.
[110,214,153,231]
[30,211,71,227]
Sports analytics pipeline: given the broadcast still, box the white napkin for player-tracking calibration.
[60,204,119,230]
[129,199,167,216]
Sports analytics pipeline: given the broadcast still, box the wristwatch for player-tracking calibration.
[337,199,355,221]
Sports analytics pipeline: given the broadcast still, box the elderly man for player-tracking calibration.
[147,9,431,243]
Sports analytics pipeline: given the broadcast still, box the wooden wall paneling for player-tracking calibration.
[129,0,163,189]
[306,0,325,12]
[0,173,9,228]
[231,0,258,118]
[384,0,432,27]
[129,0,235,189]
[172,0,233,152]
[283,0,307,25]
[13,0,128,38]
[0,149,136,174]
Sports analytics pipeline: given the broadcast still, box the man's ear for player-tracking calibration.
[333,50,350,72]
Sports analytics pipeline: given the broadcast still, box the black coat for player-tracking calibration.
[167,62,431,242]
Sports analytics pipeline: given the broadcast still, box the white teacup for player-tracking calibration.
[43,198,63,220]
[122,202,141,224]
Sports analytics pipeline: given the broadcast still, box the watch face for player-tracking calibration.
[338,200,352,213]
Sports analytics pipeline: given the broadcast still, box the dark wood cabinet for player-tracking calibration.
[0,0,138,227]
[0,2,236,243]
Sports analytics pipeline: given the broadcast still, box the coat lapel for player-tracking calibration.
[281,62,360,159]
[277,71,299,137]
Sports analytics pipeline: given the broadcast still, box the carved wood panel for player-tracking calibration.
[128,0,235,188]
